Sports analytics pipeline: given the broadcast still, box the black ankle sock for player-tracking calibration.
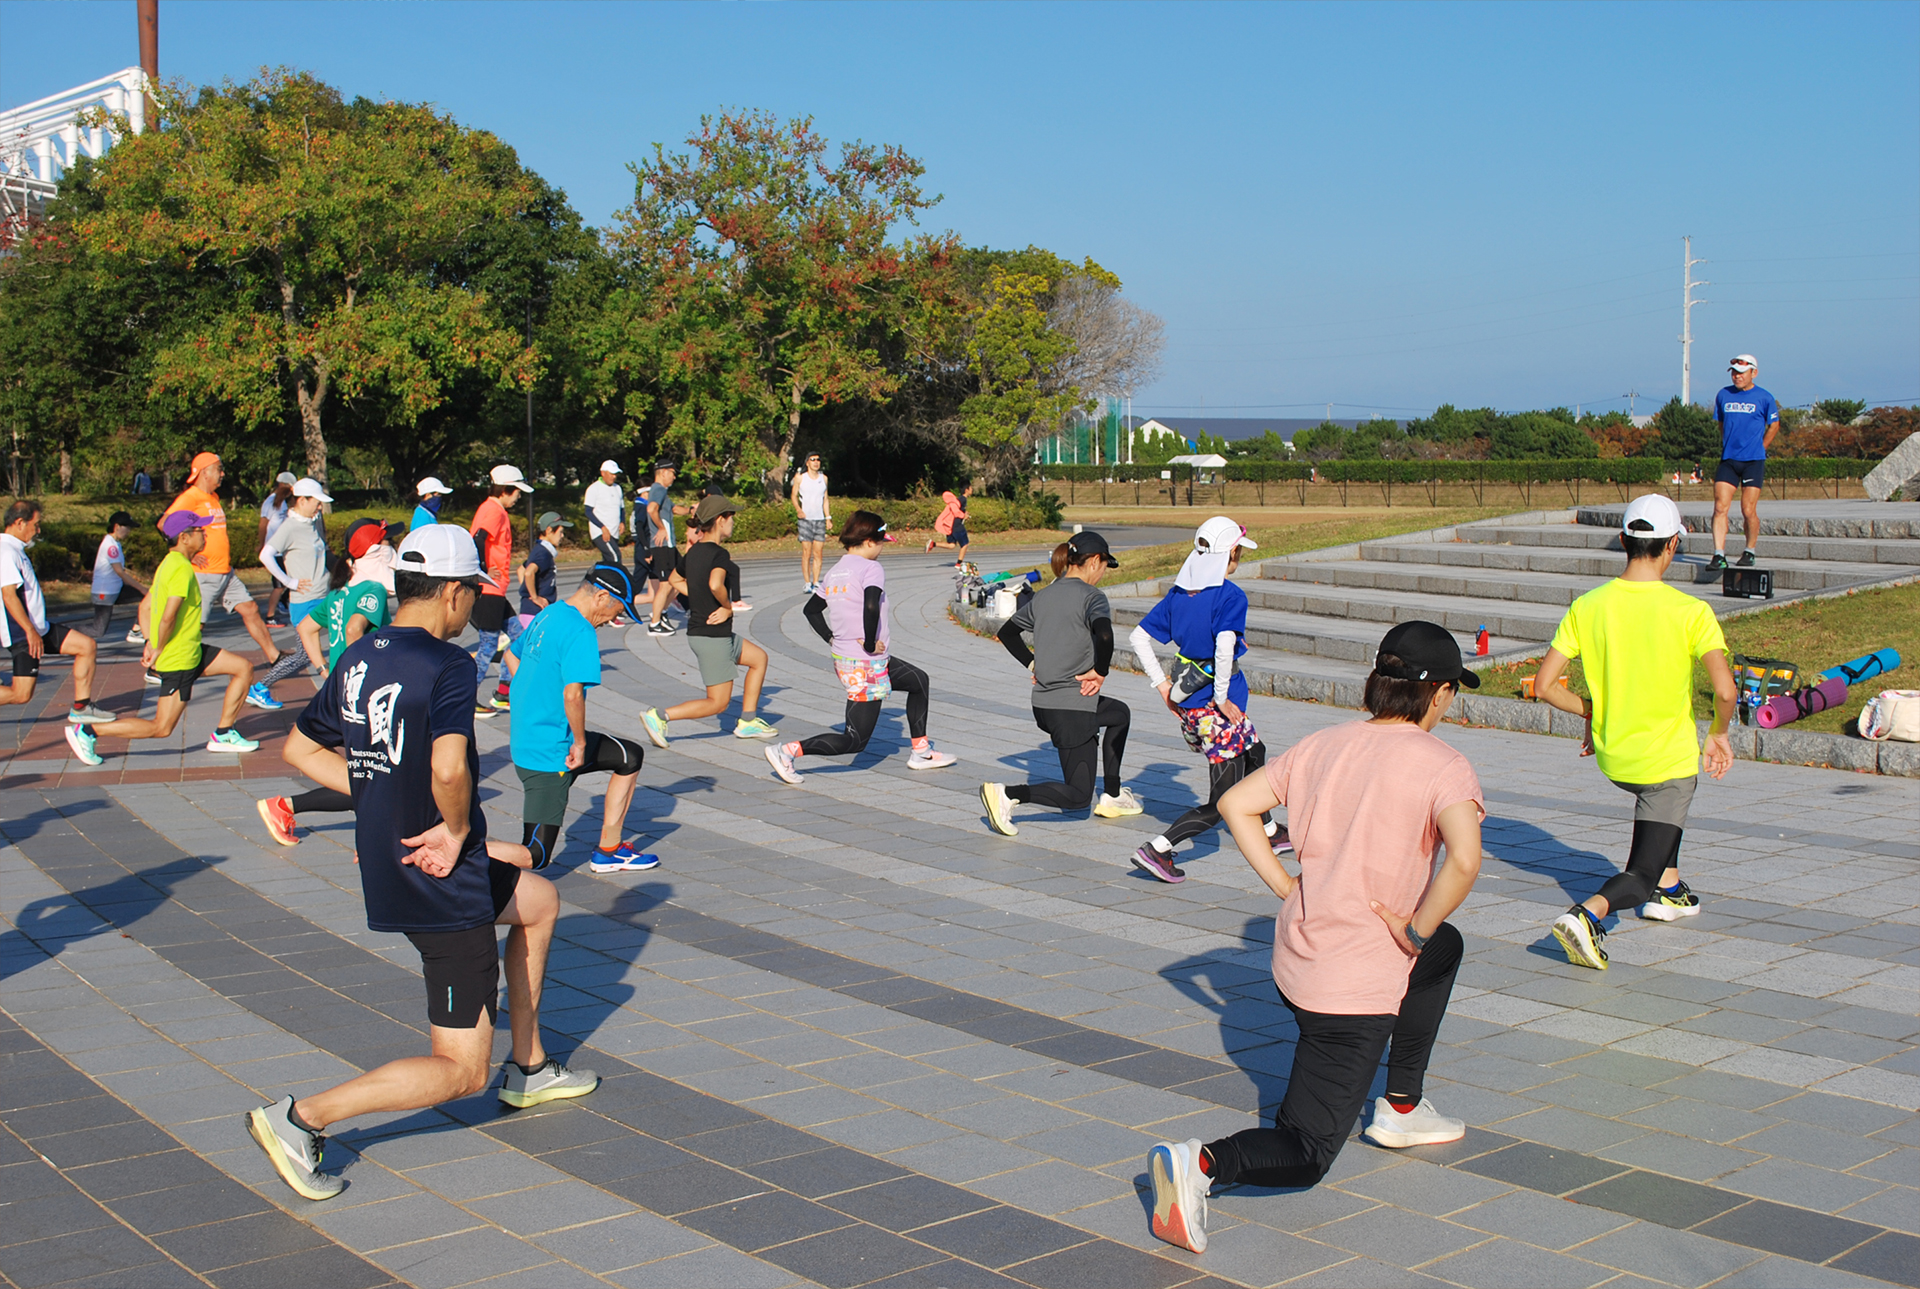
[287,1101,318,1133]
[515,1059,547,1076]
[214,726,234,737]
[1006,785,1032,804]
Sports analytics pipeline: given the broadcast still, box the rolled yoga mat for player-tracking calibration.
[1820,649,1901,686]
[1755,676,1849,728]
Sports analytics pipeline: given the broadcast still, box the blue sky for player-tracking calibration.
[4,0,1916,418]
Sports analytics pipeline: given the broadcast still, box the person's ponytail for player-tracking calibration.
[1049,542,1072,580]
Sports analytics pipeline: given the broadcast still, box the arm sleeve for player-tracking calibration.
[1130,624,1168,687]
[997,616,1034,668]
[1214,630,1237,702]
[802,594,831,644]
[1090,617,1114,676]
[259,531,298,589]
[863,585,883,656]
[472,528,492,565]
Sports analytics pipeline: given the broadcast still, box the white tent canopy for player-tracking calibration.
[1165,453,1229,468]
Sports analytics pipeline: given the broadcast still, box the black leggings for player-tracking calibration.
[1161,741,1270,851]
[1203,923,1463,1190]
[1595,820,1683,915]
[291,787,353,814]
[798,658,929,757]
[1008,697,1130,811]
[591,534,622,567]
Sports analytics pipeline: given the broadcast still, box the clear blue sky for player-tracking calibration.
[4,0,1916,418]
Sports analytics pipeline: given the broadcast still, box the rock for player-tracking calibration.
[1863,432,1920,502]
[1877,741,1920,778]
[1755,727,1878,773]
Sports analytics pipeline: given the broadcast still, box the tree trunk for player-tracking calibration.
[277,263,331,484]
[762,377,803,501]
[59,439,73,492]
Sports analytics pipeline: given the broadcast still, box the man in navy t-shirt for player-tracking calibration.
[244,525,597,1204]
[1710,353,1780,570]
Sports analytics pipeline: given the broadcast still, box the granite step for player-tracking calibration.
[1292,551,1900,595]
[1108,598,1542,658]
[1446,524,1920,565]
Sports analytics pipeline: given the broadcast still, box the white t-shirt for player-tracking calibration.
[0,532,48,646]
[584,479,625,539]
[93,534,125,598]
[260,494,291,542]
[796,472,828,521]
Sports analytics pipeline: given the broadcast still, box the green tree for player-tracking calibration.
[960,265,1093,487]
[1650,397,1719,461]
[1292,422,1351,460]
[1813,398,1866,426]
[1405,404,1500,443]
[74,69,539,484]
[1490,411,1597,459]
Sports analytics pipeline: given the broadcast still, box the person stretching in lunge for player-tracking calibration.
[510,562,659,874]
[1146,620,1484,1255]
[1535,493,1737,970]
[247,524,596,1202]
[160,452,288,710]
[981,531,1140,836]
[1127,517,1290,883]
[64,510,261,765]
[765,511,957,785]
[2,500,109,724]
[641,494,778,745]
[90,511,147,642]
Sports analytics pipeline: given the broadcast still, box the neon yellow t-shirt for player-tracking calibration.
[1549,578,1726,784]
[149,551,204,673]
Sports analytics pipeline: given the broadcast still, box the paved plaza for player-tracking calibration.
[2,541,1918,1289]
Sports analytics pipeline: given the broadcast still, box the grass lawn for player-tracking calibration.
[1472,582,1918,735]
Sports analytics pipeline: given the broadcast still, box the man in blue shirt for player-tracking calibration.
[510,562,659,874]
[246,524,596,1203]
[1710,354,1780,570]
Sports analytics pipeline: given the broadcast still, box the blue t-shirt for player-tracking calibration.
[294,626,499,933]
[1714,385,1779,461]
[409,503,437,532]
[1137,581,1251,709]
[507,602,603,772]
[520,541,557,616]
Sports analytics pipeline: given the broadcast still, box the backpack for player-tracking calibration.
[1859,690,1920,742]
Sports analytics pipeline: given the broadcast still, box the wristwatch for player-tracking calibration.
[1403,923,1429,951]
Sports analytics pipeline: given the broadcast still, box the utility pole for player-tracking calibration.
[525,297,535,515]
[1681,235,1709,406]
[137,0,159,126]
[1624,390,1641,418]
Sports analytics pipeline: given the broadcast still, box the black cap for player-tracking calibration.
[1376,621,1479,688]
[1066,530,1120,568]
[583,562,639,617]
[652,459,677,474]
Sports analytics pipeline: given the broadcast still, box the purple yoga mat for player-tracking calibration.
[1755,676,1848,728]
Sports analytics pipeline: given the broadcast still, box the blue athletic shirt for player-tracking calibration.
[520,540,557,616]
[295,626,497,933]
[1714,385,1779,461]
[506,602,602,772]
[1136,581,1251,710]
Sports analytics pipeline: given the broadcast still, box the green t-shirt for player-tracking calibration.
[325,580,390,669]
[1549,578,1727,784]
[149,551,203,673]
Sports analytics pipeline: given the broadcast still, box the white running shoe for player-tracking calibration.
[64,724,103,766]
[498,1057,599,1108]
[907,744,957,770]
[980,782,1018,836]
[1361,1096,1465,1148]
[1551,908,1609,971]
[125,628,146,644]
[641,708,670,748]
[1146,1138,1208,1253]
[246,1097,344,1200]
[765,743,803,785]
[1093,788,1144,818]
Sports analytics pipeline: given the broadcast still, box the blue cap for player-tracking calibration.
[584,562,640,617]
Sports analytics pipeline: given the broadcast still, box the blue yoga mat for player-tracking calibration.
[1820,649,1901,686]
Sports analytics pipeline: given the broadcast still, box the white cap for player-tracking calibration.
[275,471,298,485]
[1174,516,1259,590]
[490,463,534,493]
[416,476,452,497]
[1622,493,1684,539]
[291,478,333,503]
[396,523,483,578]
[1730,354,1757,371]
[599,459,623,475]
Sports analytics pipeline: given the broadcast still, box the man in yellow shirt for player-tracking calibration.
[1533,493,1737,970]
[65,510,260,765]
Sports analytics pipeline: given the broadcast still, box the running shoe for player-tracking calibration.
[765,743,803,785]
[645,619,675,636]
[1707,552,1728,571]
[732,601,753,613]
[244,683,283,711]
[981,782,1018,836]
[1133,845,1184,884]
[907,743,957,771]
[67,701,111,725]
[125,628,146,644]
[1736,549,1757,568]
[246,1096,343,1201]
[207,729,260,753]
[257,796,299,847]
[489,693,511,712]
[64,724,103,767]
[641,708,670,747]
[734,716,778,739]
[498,1056,599,1108]
[589,843,661,873]
[144,670,161,686]
[1551,907,1609,970]
[1269,824,1295,856]
[1361,1096,1465,1148]
[472,702,498,719]
[924,537,936,554]
[1093,788,1145,818]
[1641,880,1702,921]
[1146,1139,1208,1254]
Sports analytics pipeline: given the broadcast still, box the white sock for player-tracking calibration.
[1264,819,1280,837]
[1152,835,1174,853]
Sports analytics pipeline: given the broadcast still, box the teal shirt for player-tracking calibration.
[326,581,391,669]
[507,602,602,772]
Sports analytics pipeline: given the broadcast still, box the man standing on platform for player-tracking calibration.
[161,452,288,709]
[1709,354,1780,571]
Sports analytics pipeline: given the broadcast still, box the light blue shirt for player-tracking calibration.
[507,602,602,772]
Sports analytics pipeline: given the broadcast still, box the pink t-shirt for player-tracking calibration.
[818,552,887,663]
[1267,719,1484,1015]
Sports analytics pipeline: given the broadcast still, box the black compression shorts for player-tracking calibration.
[6,621,74,678]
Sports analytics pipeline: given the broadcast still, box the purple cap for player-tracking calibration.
[161,509,211,540]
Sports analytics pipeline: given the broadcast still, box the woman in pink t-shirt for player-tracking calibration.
[764,511,958,784]
[1145,620,1486,1257]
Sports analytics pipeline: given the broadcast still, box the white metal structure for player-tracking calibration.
[1679,234,1709,406]
[0,67,147,236]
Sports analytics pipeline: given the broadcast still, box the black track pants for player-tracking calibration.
[798,658,930,757]
[1203,923,1463,1189]
[1009,696,1130,811]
